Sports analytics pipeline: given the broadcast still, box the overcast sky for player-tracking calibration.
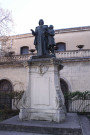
[0,0,90,35]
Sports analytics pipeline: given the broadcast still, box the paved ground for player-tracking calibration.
[79,115,90,135]
[0,131,51,135]
[0,113,90,135]
[87,115,90,122]
[0,113,81,129]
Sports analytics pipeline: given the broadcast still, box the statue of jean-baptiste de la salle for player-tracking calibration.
[31,19,56,57]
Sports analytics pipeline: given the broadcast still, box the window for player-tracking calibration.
[56,42,66,51]
[20,46,29,55]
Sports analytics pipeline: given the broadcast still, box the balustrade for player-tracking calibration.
[56,49,90,58]
[0,54,31,63]
[0,49,90,63]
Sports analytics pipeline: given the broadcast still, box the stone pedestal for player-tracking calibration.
[19,57,66,122]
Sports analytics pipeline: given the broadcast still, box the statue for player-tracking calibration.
[48,25,56,55]
[31,19,55,57]
[31,19,49,56]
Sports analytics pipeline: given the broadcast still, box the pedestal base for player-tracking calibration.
[19,57,66,122]
[19,107,66,122]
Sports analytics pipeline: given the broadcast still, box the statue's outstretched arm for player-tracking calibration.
[31,29,36,36]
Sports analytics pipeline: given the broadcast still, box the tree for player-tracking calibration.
[0,7,13,36]
[0,7,13,56]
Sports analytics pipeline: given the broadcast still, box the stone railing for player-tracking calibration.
[0,54,31,63]
[0,49,90,64]
[56,49,90,59]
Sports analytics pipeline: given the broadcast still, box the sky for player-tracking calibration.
[0,0,90,35]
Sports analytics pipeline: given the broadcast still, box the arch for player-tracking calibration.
[60,78,69,94]
[59,75,71,92]
[0,79,13,109]
[0,79,13,91]
[60,78,69,111]
[20,46,29,55]
[0,78,14,90]
[56,42,66,51]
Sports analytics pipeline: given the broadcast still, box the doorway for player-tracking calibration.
[60,78,69,111]
[0,79,13,109]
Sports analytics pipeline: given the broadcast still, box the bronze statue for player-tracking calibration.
[31,19,55,56]
[48,25,56,55]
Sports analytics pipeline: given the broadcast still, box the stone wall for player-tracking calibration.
[55,31,90,50]
[0,58,90,93]
[0,58,90,112]
[0,63,27,91]
[60,59,90,92]
[6,34,35,55]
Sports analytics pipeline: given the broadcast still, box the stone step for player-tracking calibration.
[0,130,51,135]
[0,113,83,135]
[79,115,90,135]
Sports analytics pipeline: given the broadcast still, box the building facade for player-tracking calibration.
[0,26,90,111]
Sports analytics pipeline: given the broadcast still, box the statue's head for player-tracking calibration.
[39,19,44,25]
[49,25,54,29]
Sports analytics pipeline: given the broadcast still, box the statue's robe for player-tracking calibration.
[34,25,48,56]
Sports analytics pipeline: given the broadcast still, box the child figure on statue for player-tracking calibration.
[48,25,56,55]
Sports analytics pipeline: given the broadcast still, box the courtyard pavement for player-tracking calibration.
[0,131,51,135]
[0,113,89,135]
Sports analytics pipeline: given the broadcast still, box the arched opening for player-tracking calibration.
[60,78,69,111]
[0,79,13,109]
[20,46,29,55]
[56,42,66,51]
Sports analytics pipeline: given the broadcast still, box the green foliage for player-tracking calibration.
[64,91,90,113]
[0,109,19,121]
[0,90,24,111]
[64,91,90,100]
[0,91,23,121]
[0,90,24,98]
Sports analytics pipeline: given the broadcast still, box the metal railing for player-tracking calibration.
[67,97,90,112]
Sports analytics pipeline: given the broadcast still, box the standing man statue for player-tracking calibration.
[48,25,56,55]
[31,19,49,56]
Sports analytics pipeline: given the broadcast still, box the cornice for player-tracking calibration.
[55,26,90,34]
[61,57,90,63]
